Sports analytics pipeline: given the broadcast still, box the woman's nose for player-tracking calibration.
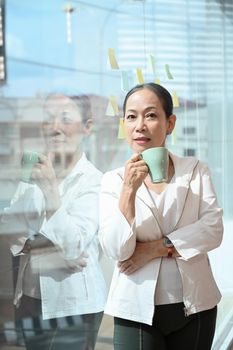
[135,117,146,132]
[50,117,62,131]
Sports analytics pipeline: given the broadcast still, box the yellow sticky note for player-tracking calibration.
[118,117,126,139]
[109,95,119,115]
[136,68,144,84]
[105,100,115,116]
[108,48,119,70]
[154,78,161,85]
[171,127,177,145]
[165,64,174,80]
[148,55,156,75]
[106,96,119,116]
[172,90,179,107]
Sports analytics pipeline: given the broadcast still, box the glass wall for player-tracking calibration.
[0,0,232,349]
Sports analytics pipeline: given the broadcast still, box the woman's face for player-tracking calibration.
[42,95,86,155]
[123,88,176,153]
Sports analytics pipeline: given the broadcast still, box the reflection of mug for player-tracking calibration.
[21,151,39,183]
[141,147,169,183]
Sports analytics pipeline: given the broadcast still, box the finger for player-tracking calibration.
[70,266,82,273]
[129,153,142,163]
[121,264,136,275]
[78,259,87,267]
[33,162,43,172]
[37,153,48,164]
[127,160,148,171]
[82,251,89,258]
[119,264,129,273]
[119,261,133,273]
[125,154,140,167]
[136,159,147,167]
[124,266,136,275]
[138,167,149,175]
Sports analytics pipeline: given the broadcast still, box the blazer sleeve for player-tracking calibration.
[99,171,137,261]
[40,174,102,261]
[169,163,223,260]
[0,182,44,256]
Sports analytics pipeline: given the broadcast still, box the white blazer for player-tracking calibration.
[99,153,223,325]
[1,154,107,319]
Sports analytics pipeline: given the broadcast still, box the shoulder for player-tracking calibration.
[102,167,124,181]
[101,167,125,191]
[170,152,211,178]
[170,152,205,171]
[85,159,102,177]
[81,157,103,183]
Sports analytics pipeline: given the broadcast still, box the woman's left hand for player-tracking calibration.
[118,241,162,275]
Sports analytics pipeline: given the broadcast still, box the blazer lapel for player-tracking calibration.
[170,153,199,230]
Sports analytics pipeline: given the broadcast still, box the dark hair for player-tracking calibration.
[69,95,91,125]
[44,93,91,125]
[123,83,173,119]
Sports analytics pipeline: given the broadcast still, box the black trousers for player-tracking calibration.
[15,295,103,350]
[114,303,217,350]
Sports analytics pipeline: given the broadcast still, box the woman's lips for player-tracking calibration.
[50,138,65,143]
[134,137,151,145]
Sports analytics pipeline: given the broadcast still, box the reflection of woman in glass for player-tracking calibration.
[1,93,106,350]
[99,83,223,350]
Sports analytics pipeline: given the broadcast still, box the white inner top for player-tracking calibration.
[149,177,183,305]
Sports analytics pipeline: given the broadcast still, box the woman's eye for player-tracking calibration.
[126,114,136,120]
[61,112,73,123]
[146,113,156,119]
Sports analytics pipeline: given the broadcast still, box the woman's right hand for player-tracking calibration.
[123,153,148,193]
[119,154,148,225]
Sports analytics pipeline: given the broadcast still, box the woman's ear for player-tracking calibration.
[83,119,93,136]
[166,114,176,135]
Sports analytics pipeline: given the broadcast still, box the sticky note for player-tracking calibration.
[136,68,144,84]
[105,100,115,116]
[106,96,119,116]
[108,48,119,70]
[165,64,174,80]
[154,78,161,85]
[148,55,156,75]
[110,95,119,115]
[171,127,177,145]
[118,117,126,139]
[172,90,179,107]
[121,71,130,92]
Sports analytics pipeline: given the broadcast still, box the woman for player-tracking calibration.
[99,83,223,350]
[1,93,106,350]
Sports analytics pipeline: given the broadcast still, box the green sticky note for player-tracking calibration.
[121,71,130,92]
[165,64,174,80]
[148,55,156,75]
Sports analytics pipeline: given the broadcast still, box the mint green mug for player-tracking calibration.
[21,151,39,183]
[141,147,169,183]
